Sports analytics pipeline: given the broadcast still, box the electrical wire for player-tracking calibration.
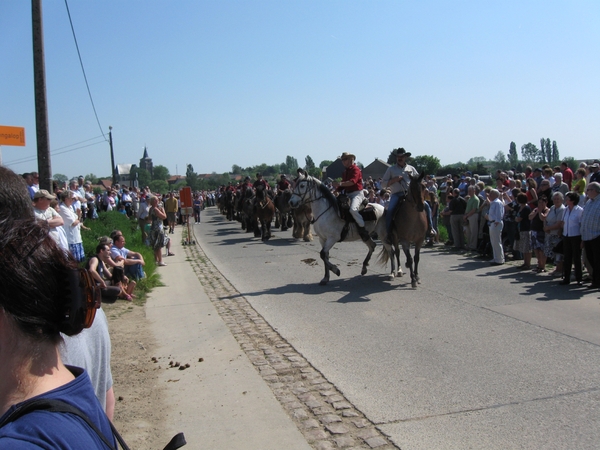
[64,0,107,141]
[4,135,107,166]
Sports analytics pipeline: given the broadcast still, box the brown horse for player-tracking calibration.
[378,172,427,288]
[292,203,313,242]
[254,185,275,241]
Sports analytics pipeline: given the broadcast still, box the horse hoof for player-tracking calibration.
[332,267,341,277]
[361,267,367,276]
[411,282,418,289]
[398,272,404,277]
[389,274,396,281]
[319,279,329,285]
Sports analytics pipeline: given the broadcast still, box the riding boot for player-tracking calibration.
[357,226,372,242]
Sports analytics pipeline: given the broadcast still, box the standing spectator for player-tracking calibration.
[503,188,521,260]
[164,191,178,234]
[486,189,505,265]
[148,196,173,266]
[193,193,203,224]
[561,162,574,189]
[543,192,566,278]
[58,191,89,262]
[525,178,538,209]
[581,182,600,289]
[514,193,533,270]
[588,163,600,184]
[138,194,150,245]
[559,192,584,285]
[445,188,467,250]
[33,190,66,251]
[551,173,569,196]
[22,172,36,199]
[463,185,480,251]
[572,168,587,198]
[529,196,549,273]
[425,191,439,246]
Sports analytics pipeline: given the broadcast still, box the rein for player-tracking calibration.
[294,178,333,225]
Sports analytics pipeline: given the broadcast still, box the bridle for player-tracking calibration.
[292,176,333,225]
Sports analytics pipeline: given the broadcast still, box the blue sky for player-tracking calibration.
[1,0,598,180]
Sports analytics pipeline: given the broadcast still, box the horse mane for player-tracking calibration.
[312,176,340,216]
[407,173,426,212]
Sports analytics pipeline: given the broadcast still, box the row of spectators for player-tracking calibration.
[436,162,600,290]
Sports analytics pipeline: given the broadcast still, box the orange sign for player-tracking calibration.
[179,186,192,208]
[0,126,26,146]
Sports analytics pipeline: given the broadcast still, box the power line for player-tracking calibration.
[64,0,107,140]
[4,135,107,166]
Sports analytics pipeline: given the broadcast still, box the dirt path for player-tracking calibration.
[103,300,167,449]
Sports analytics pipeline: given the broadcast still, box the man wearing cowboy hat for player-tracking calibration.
[337,152,371,242]
[381,148,435,244]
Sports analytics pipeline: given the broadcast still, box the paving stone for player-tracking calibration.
[342,410,360,417]
[292,408,309,420]
[351,418,370,428]
[305,399,324,409]
[364,436,388,448]
[320,389,338,397]
[324,394,345,403]
[334,435,356,448]
[304,428,329,441]
[357,428,379,440]
[302,418,320,429]
[297,393,317,402]
[312,405,335,415]
[314,441,336,450]
[325,422,350,434]
[284,401,304,410]
[319,414,342,424]
[333,401,352,410]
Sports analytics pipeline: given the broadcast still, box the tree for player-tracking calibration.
[149,179,169,194]
[304,155,316,171]
[53,173,68,184]
[186,164,198,191]
[319,160,333,169]
[152,165,170,181]
[84,173,99,184]
[130,167,151,188]
[507,142,519,167]
[412,155,441,176]
[231,165,243,174]
[521,143,541,163]
[545,138,551,164]
[551,141,560,164]
[493,151,507,171]
[285,156,299,174]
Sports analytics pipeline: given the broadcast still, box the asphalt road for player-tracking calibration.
[192,207,600,449]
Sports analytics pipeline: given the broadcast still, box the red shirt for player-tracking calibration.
[562,167,574,189]
[339,164,363,193]
[277,180,291,191]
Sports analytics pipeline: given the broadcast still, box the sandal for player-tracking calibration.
[158,262,167,267]
[167,252,175,256]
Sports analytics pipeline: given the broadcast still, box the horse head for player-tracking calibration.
[289,169,311,209]
[407,172,426,211]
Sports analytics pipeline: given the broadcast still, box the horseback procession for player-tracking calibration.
[216,148,433,288]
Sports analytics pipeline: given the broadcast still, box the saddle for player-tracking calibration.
[336,195,377,242]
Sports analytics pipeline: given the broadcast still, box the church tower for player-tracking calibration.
[139,146,153,177]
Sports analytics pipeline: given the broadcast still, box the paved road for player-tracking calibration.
[192,207,600,449]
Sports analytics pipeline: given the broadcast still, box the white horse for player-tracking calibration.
[289,169,385,285]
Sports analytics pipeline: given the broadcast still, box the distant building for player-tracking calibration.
[116,164,134,186]
[362,158,390,181]
[139,146,153,176]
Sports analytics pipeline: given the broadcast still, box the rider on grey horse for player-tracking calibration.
[336,152,372,243]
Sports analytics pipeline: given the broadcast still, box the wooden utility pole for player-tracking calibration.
[109,126,117,186]
[32,0,52,192]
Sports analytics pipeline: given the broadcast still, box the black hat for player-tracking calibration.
[394,148,412,158]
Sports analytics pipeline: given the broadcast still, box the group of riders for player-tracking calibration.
[216,147,434,243]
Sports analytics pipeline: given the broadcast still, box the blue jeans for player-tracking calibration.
[386,193,433,234]
[124,261,145,280]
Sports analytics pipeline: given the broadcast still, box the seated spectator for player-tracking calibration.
[88,242,135,301]
[110,231,146,279]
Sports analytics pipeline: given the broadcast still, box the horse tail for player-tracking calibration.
[377,245,390,266]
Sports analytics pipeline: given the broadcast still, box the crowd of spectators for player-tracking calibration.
[432,161,600,291]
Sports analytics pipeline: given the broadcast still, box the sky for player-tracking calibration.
[1,0,599,181]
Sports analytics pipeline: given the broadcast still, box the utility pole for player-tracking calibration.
[32,0,52,192]
[109,126,117,186]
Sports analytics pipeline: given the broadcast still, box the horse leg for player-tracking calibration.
[274,211,280,229]
[401,244,417,288]
[319,246,340,285]
[281,213,288,231]
[413,244,422,285]
[361,239,376,276]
